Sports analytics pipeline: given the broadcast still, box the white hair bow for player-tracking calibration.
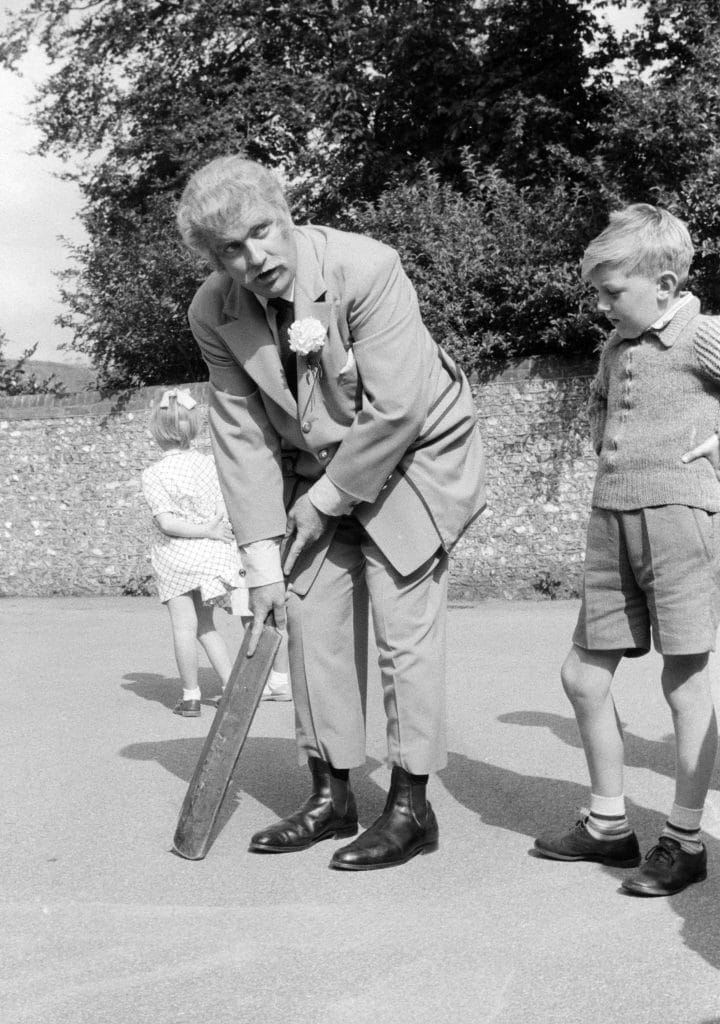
[159,388,197,410]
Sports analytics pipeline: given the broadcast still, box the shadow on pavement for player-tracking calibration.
[122,670,223,709]
[441,749,603,840]
[119,734,388,851]
[119,714,720,971]
[489,715,720,971]
[498,709,679,779]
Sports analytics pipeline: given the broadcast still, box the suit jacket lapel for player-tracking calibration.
[215,282,297,415]
[293,231,333,400]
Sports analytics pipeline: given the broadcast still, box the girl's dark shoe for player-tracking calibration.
[621,836,707,896]
[534,817,641,867]
[173,698,201,717]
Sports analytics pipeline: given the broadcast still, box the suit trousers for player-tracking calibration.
[286,517,449,775]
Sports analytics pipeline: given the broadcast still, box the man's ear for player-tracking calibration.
[657,271,679,299]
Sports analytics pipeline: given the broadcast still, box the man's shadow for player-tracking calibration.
[120,733,387,851]
[122,670,222,708]
[465,712,720,971]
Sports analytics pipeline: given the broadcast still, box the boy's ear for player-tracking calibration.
[657,271,679,298]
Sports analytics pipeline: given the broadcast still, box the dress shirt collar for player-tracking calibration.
[255,282,295,313]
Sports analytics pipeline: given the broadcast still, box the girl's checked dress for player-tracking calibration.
[141,448,244,604]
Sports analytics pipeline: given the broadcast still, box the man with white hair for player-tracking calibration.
[176,155,486,871]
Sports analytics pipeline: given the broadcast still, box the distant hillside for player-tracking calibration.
[17,360,98,394]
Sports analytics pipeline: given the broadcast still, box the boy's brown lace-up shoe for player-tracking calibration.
[534,815,641,867]
[621,836,707,896]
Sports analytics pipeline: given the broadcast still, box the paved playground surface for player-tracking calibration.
[2,596,720,1024]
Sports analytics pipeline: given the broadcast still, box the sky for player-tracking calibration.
[1,40,87,364]
[0,3,644,366]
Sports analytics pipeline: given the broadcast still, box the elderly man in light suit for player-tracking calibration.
[176,156,485,871]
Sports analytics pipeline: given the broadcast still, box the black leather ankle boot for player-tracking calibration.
[249,757,358,853]
[330,765,438,870]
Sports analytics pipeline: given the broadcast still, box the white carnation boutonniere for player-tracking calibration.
[288,317,327,413]
[288,317,326,364]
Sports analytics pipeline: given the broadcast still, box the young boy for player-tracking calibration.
[534,203,720,896]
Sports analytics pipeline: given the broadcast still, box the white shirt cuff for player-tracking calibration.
[308,475,357,517]
[239,538,284,587]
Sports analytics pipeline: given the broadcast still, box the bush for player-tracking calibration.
[344,164,606,375]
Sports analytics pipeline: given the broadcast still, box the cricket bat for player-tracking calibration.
[172,621,282,860]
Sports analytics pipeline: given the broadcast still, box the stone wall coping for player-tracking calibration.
[0,382,211,422]
[0,356,596,422]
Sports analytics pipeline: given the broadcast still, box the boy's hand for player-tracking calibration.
[246,582,287,656]
[281,494,330,576]
[205,513,234,542]
[681,433,720,480]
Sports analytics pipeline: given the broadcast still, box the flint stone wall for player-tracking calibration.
[0,362,597,600]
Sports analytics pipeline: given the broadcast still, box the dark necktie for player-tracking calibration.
[268,297,297,399]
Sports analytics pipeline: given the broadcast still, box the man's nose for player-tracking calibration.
[597,295,610,312]
[245,240,265,266]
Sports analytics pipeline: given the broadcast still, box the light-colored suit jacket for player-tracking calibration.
[188,225,486,587]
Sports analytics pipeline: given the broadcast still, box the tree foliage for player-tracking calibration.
[594,1,720,306]
[3,0,720,384]
[0,333,67,396]
[347,162,605,373]
[56,195,208,389]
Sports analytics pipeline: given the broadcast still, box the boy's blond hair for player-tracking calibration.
[581,203,694,285]
[149,397,199,450]
[176,155,291,270]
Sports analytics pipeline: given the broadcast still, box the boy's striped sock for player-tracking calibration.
[662,804,704,854]
[585,793,632,841]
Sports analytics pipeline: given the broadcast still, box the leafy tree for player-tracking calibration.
[7,0,708,383]
[54,194,209,390]
[470,0,619,184]
[625,0,720,76]
[593,1,720,309]
[3,0,509,383]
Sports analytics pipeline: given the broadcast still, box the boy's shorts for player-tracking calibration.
[573,505,720,657]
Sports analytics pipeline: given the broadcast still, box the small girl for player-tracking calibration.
[141,387,246,716]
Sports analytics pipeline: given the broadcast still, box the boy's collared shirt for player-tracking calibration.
[603,291,695,355]
[648,291,694,335]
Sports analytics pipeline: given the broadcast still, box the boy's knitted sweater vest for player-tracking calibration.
[589,296,720,512]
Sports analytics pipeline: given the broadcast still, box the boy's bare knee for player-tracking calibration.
[560,645,619,706]
[560,651,585,702]
[661,653,713,710]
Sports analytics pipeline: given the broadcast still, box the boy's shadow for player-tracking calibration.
[120,734,387,851]
[122,670,222,709]
[471,713,720,970]
[498,709,681,780]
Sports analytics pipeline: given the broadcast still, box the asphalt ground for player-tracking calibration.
[2,596,720,1024]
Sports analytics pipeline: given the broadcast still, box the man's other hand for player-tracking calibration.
[281,494,330,576]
